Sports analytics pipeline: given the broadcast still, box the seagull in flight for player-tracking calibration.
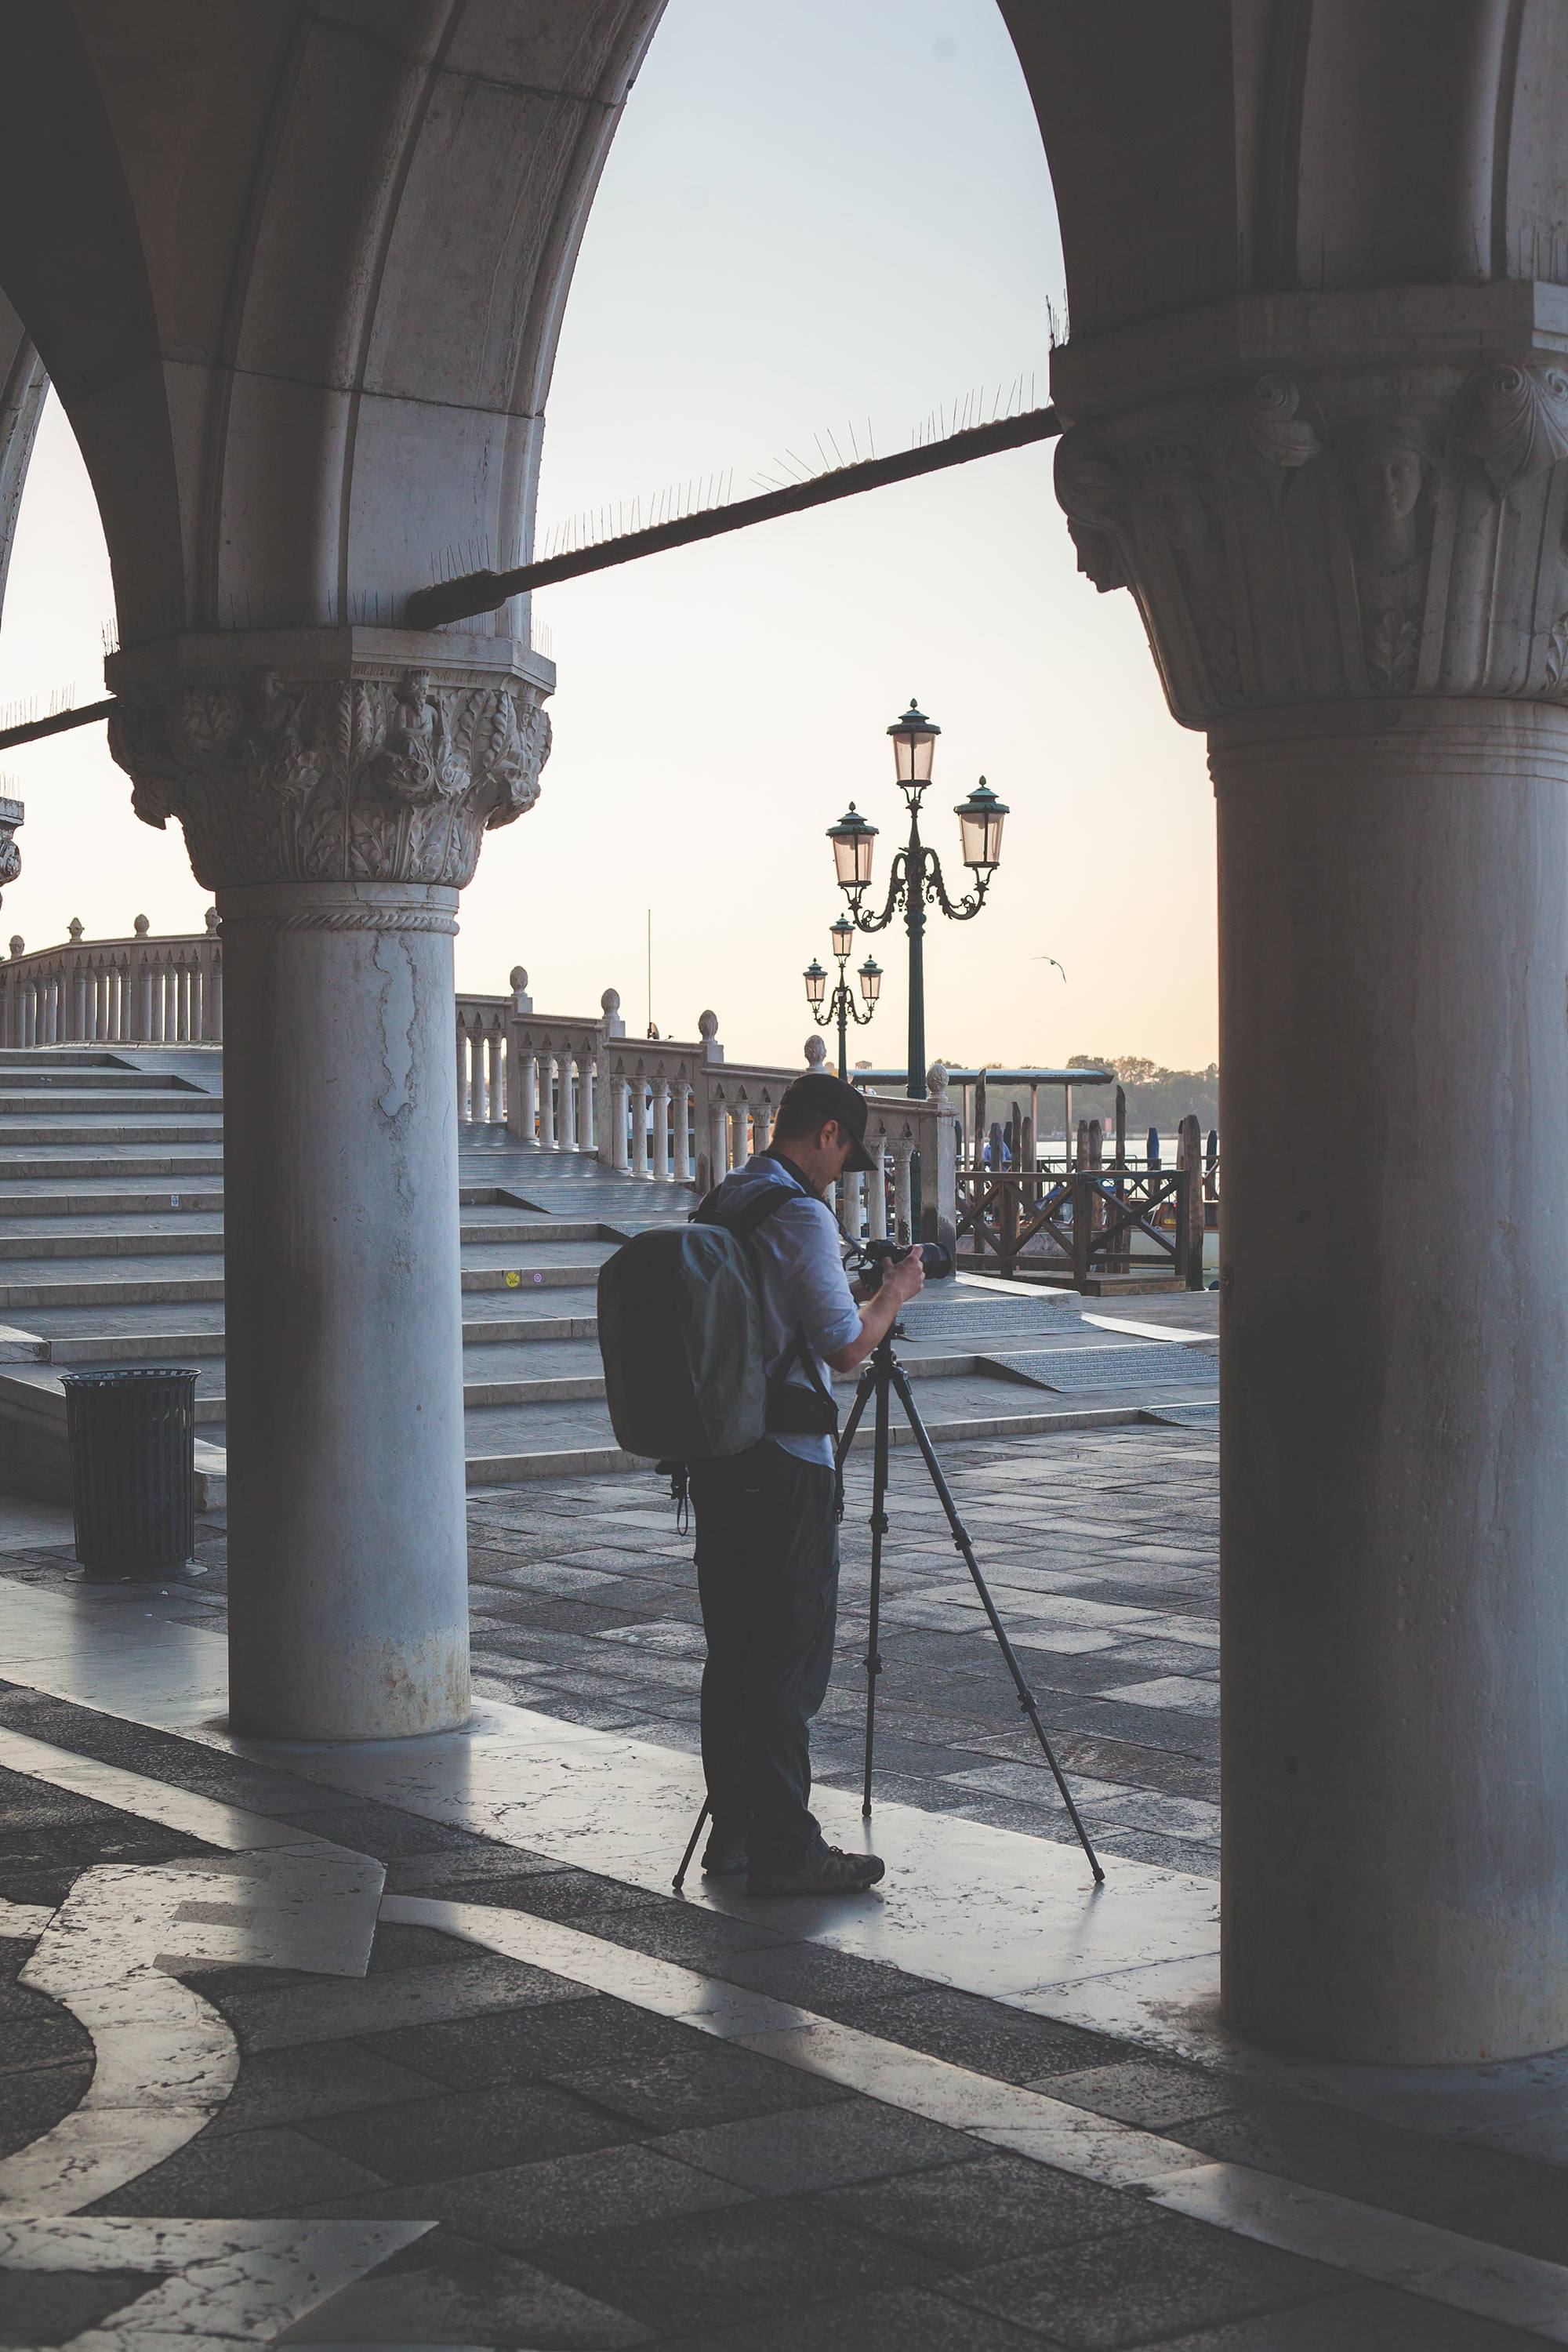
[1035,956,1067,982]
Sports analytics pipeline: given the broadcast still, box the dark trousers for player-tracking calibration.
[691,1440,839,1872]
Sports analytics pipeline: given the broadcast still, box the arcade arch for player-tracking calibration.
[0,1,1566,2067]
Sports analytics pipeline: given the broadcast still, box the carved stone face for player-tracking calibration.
[1355,441,1424,529]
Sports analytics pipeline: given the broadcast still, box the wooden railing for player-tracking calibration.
[0,912,222,1046]
[956,1112,1207,1288]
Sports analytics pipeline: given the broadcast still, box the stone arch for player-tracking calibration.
[0,1,665,647]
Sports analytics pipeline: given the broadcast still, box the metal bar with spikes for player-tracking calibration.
[406,403,1062,629]
[0,696,114,752]
[0,405,1063,751]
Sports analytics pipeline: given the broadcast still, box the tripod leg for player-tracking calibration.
[888,1359,1105,1885]
[861,1353,891,1818]
[673,1798,710,1891]
[837,1360,875,1467]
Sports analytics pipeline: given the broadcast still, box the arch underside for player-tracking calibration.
[0,3,1563,652]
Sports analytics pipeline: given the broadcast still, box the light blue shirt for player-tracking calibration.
[710,1152,862,1466]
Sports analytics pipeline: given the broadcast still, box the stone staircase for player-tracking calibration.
[0,1047,1219,1510]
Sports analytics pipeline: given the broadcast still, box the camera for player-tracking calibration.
[853,1238,954,1292]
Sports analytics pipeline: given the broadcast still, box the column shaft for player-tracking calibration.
[1215,699,1568,2062]
[222,881,470,1740]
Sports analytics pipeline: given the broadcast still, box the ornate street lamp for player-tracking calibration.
[827,698,1007,1224]
[804,924,879,1080]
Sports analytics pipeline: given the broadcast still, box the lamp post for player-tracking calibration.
[804,917,882,1080]
[827,699,1007,1226]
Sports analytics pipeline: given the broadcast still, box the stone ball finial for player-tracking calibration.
[510,967,528,992]
[698,1010,718,1040]
[67,916,84,942]
[8,935,22,959]
[602,989,621,1014]
[133,914,150,938]
[804,1036,827,1068]
[927,1061,949,1095]
[204,906,219,934]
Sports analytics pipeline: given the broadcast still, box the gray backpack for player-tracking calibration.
[597,1182,835,1462]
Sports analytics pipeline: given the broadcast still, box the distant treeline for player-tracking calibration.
[1069,1053,1218,1140]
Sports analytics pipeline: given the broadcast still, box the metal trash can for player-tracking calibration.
[62,1368,198,1579]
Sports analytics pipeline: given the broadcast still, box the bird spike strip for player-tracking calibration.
[407,402,1061,630]
[0,400,1062,752]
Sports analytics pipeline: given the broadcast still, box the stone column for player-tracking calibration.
[110,637,551,1740]
[1055,294,1568,2061]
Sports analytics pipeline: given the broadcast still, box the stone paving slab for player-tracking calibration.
[4,1418,1568,2346]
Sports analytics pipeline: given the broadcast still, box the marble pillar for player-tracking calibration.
[1055,294,1568,2061]
[109,638,551,1740]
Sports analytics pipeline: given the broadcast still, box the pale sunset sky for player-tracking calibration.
[0,0,1216,1072]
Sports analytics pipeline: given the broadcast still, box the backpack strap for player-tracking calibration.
[691,1180,797,1240]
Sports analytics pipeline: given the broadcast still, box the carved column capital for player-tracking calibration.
[0,794,20,907]
[106,641,551,890]
[1054,316,1568,728]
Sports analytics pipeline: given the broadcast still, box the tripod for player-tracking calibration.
[673,1324,1104,1889]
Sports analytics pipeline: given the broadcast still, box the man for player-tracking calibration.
[690,1069,924,1896]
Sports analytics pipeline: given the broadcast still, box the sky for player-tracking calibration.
[0,0,1217,1073]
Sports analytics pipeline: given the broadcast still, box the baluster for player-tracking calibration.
[71,963,88,1042]
[539,1053,557,1147]
[477,1023,493,1123]
[867,1146,889,1240]
[630,1079,648,1176]
[186,963,201,1044]
[726,1105,745,1171]
[893,1142,914,1243]
[455,1020,469,1122]
[753,1101,772,1154]
[209,948,223,1042]
[485,1025,503,1126]
[679,1083,694,1180]
[520,1047,538,1143]
[650,1078,670,1178]
[136,960,153,1042]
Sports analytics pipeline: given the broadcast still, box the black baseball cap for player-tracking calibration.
[777,1071,878,1173]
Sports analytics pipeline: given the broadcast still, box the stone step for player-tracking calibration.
[0,1150,225,1178]
[0,1120,225,1145]
[0,1067,208,1092]
[0,1087,223,1114]
[0,1218,225,1258]
[0,1265,226,1310]
[0,1210,617,1251]
[43,1327,228,1363]
[0,1184,227,1215]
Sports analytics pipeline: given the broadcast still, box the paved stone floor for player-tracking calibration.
[2,1428,1567,2345]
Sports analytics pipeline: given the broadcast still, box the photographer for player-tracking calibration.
[691,1070,924,1897]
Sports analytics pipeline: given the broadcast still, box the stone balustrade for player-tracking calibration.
[0,910,222,1046]
[454,984,959,1247]
[0,909,956,1243]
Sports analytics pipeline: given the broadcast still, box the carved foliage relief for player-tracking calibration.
[1056,359,1568,725]
[109,669,552,889]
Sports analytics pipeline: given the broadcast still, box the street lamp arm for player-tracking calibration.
[850,848,910,936]
[922,847,992,923]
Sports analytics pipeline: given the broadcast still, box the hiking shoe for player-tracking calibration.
[702,1829,749,1877]
[746,1846,886,1898]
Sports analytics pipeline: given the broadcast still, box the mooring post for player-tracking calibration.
[1178,1112,1204,1287]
